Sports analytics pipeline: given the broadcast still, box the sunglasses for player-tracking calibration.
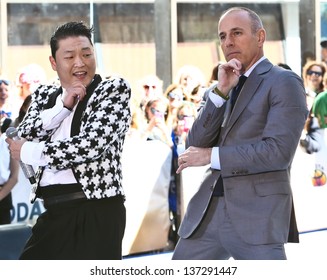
[177,114,194,120]
[143,85,156,90]
[0,110,11,117]
[150,107,166,117]
[0,79,10,85]
[307,70,323,77]
[169,91,183,100]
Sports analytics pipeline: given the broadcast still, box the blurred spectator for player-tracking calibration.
[189,84,206,110]
[312,72,327,129]
[0,78,12,133]
[0,131,19,225]
[172,101,197,156]
[0,77,19,225]
[125,102,146,141]
[6,64,46,119]
[302,60,326,110]
[16,63,46,100]
[137,74,163,111]
[301,72,327,188]
[164,84,185,131]
[142,97,173,147]
[174,65,206,99]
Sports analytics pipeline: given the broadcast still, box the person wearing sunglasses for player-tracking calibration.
[302,60,326,110]
[164,84,185,131]
[142,97,172,148]
[138,74,163,110]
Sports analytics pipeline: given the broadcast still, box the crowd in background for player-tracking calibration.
[0,64,45,225]
[126,64,215,247]
[299,41,327,188]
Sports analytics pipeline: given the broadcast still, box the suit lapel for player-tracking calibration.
[71,74,102,136]
[44,87,62,109]
[228,76,262,124]
[220,59,272,141]
[43,75,102,137]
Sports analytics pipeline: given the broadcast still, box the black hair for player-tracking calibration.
[14,94,32,126]
[50,21,94,59]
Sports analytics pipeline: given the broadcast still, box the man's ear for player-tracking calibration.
[257,29,266,47]
[49,56,56,71]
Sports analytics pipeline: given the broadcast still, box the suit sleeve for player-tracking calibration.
[18,85,60,141]
[219,71,308,177]
[186,88,227,148]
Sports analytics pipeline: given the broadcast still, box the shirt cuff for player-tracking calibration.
[40,96,71,130]
[209,89,226,108]
[211,146,221,170]
[21,141,47,167]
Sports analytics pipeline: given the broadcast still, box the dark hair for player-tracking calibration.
[302,60,326,93]
[1,118,12,133]
[144,98,159,121]
[144,97,168,121]
[209,64,219,83]
[50,21,94,59]
[14,94,32,126]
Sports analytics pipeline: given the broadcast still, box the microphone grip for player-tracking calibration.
[6,127,37,185]
[20,161,36,183]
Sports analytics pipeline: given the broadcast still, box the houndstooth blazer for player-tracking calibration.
[18,75,131,199]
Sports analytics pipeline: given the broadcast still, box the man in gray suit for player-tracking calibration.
[172,7,308,260]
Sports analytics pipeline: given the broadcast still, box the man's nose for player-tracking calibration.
[74,57,85,67]
[224,35,234,47]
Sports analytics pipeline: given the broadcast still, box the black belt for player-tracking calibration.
[39,184,124,208]
[39,183,87,207]
[43,191,87,207]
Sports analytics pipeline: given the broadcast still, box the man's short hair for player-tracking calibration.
[50,21,94,59]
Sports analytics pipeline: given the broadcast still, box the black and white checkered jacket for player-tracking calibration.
[18,75,131,199]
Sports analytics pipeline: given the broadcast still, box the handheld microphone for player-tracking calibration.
[6,127,36,185]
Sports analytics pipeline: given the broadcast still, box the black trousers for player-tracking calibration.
[19,195,126,260]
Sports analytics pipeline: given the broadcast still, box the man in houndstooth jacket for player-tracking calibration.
[6,21,131,259]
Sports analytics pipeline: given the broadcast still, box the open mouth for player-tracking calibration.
[73,71,87,80]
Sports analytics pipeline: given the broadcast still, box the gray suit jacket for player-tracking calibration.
[179,59,308,245]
